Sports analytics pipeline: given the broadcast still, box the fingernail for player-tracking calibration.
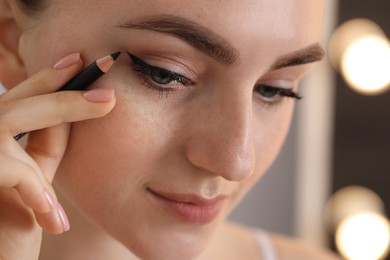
[83,88,115,103]
[58,204,70,232]
[43,189,55,212]
[53,53,81,70]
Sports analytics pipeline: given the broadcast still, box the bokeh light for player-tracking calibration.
[328,18,390,95]
[341,35,390,95]
[336,212,390,260]
[325,186,385,231]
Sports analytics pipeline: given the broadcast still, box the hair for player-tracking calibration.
[18,0,47,14]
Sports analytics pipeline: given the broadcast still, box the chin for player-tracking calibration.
[133,246,205,260]
[114,221,217,260]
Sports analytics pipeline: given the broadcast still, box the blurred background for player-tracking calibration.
[230,0,390,259]
[1,0,389,259]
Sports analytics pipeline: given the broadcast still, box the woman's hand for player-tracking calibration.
[0,53,116,259]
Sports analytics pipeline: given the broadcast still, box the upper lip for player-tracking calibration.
[148,188,226,206]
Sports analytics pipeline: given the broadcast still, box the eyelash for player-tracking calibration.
[128,52,192,97]
[254,85,302,103]
[127,51,302,103]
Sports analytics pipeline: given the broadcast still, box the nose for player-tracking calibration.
[185,88,255,181]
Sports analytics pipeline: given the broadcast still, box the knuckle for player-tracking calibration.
[34,68,56,89]
[54,92,75,121]
[54,92,69,110]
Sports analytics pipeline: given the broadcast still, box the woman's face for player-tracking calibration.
[18,0,323,259]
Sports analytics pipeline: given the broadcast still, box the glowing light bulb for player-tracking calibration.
[336,212,390,260]
[341,35,390,95]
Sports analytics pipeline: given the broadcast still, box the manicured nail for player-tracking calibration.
[53,53,81,70]
[83,88,115,103]
[43,189,55,212]
[58,204,70,232]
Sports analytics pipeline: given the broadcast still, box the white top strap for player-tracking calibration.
[254,229,278,260]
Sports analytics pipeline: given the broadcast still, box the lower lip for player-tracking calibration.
[149,190,225,225]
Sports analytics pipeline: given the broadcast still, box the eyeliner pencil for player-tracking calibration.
[13,51,121,141]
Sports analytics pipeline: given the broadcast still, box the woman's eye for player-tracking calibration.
[150,69,179,85]
[256,85,279,98]
[127,52,192,97]
[255,84,302,104]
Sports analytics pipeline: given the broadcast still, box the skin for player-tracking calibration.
[0,0,335,259]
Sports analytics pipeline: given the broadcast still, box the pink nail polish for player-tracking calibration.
[83,88,115,103]
[53,53,81,70]
[58,204,70,232]
[43,189,55,211]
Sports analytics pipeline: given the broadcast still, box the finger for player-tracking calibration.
[0,134,59,198]
[0,152,57,214]
[25,88,117,181]
[0,88,116,137]
[0,53,83,101]
[26,124,71,182]
[35,203,69,234]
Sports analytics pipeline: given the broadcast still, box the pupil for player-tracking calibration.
[258,86,278,98]
[152,70,173,84]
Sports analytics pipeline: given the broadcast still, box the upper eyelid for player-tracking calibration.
[129,54,193,88]
[128,52,156,70]
[257,79,297,91]
[135,61,190,84]
[128,52,189,78]
[135,61,180,76]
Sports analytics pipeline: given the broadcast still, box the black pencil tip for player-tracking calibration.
[111,51,121,61]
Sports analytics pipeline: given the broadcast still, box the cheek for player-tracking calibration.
[54,92,160,217]
[19,22,74,74]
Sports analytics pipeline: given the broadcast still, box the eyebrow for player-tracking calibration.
[270,43,325,70]
[118,15,239,65]
[118,15,325,69]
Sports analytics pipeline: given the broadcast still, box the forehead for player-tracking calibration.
[41,0,323,64]
[51,1,323,37]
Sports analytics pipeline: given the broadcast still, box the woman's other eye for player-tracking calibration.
[254,84,302,104]
[127,52,192,97]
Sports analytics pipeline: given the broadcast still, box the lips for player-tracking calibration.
[148,188,225,224]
